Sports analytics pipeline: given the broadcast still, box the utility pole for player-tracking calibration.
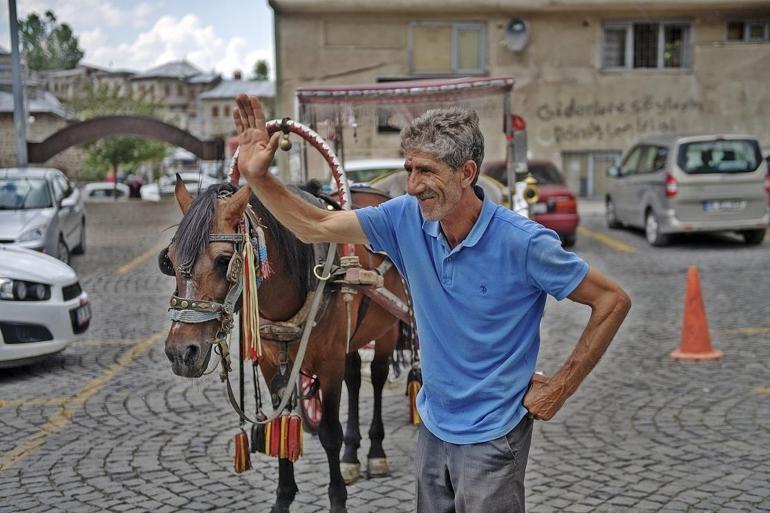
[8,0,28,167]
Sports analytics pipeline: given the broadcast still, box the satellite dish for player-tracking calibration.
[505,18,529,52]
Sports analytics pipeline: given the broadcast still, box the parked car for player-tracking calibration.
[82,182,131,202]
[606,134,769,246]
[482,159,580,247]
[140,172,220,201]
[0,167,86,264]
[324,158,405,192]
[0,245,90,368]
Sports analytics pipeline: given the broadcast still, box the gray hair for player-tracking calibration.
[400,107,485,184]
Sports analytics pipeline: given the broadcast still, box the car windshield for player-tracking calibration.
[527,162,565,185]
[0,178,52,210]
[678,139,761,174]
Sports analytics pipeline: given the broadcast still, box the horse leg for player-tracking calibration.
[270,459,298,513]
[317,379,348,513]
[367,332,393,478]
[341,350,362,484]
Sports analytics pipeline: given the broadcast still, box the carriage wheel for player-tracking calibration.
[298,372,323,434]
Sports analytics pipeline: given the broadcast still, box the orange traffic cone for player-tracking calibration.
[670,266,723,361]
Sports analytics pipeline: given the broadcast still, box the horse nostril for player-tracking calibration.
[182,344,199,366]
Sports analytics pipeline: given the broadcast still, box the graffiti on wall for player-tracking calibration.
[535,95,704,145]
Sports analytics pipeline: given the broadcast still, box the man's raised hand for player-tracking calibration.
[233,94,281,183]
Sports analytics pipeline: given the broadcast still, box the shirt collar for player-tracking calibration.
[421,186,497,248]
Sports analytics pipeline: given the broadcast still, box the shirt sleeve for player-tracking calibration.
[354,196,407,274]
[525,227,589,300]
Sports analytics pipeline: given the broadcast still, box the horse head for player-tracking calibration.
[162,176,314,378]
[163,177,252,377]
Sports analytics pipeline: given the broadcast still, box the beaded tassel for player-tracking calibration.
[242,231,262,362]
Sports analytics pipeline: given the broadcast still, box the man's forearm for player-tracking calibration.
[246,173,330,242]
[550,290,631,399]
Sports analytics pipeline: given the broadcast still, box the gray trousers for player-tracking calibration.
[415,415,533,513]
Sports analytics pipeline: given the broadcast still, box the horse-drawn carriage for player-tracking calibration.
[161,76,532,513]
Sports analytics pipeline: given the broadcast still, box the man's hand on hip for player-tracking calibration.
[523,373,566,421]
[233,94,281,183]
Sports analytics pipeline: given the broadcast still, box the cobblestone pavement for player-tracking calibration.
[1,198,769,513]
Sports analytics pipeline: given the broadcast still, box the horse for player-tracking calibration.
[162,177,410,513]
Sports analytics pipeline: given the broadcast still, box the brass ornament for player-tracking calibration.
[523,174,540,205]
[280,134,292,151]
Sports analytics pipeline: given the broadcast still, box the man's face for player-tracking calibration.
[404,151,463,221]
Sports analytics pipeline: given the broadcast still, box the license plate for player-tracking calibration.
[703,200,746,213]
[74,303,91,325]
[531,203,548,214]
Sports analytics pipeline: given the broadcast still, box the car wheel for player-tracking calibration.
[645,210,669,247]
[58,236,70,265]
[741,228,765,245]
[606,198,621,229]
[72,219,86,255]
[560,232,576,248]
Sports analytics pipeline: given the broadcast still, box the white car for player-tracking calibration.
[0,245,90,368]
[140,172,220,201]
[325,158,406,193]
[82,182,131,202]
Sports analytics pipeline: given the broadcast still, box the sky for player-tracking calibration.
[0,0,274,79]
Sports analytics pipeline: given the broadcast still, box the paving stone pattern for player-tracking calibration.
[1,199,769,512]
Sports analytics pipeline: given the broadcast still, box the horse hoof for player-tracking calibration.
[340,462,361,484]
[367,457,390,478]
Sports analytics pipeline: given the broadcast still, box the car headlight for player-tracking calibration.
[17,227,45,243]
[0,277,51,301]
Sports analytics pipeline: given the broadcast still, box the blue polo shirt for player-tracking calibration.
[355,188,589,444]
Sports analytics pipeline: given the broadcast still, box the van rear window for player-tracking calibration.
[678,139,761,174]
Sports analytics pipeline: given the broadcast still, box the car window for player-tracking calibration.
[0,178,53,209]
[55,175,72,197]
[678,139,761,174]
[90,188,124,198]
[638,146,669,174]
[620,146,642,176]
[348,167,402,183]
[527,162,565,184]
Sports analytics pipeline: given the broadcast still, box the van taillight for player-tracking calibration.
[765,170,770,196]
[665,173,678,198]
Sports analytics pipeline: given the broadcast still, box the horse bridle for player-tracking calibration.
[160,200,264,344]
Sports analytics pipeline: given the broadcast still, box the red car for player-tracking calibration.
[481,160,579,247]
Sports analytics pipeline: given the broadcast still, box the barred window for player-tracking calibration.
[602,22,691,70]
[726,20,770,42]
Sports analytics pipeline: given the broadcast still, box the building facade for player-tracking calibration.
[271,0,770,196]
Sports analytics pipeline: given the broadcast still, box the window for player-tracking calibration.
[602,22,691,70]
[638,146,669,174]
[223,105,230,117]
[620,146,642,176]
[409,21,486,75]
[726,20,770,42]
[211,106,219,117]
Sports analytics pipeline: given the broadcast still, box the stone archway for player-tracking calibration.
[27,115,224,163]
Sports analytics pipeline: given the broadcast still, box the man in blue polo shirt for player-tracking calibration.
[233,95,631,513]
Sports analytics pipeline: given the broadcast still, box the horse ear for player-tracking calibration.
[223,185,251,226]
[175,174,193,214]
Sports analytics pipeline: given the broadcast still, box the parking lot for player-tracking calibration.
[1,197,769,513]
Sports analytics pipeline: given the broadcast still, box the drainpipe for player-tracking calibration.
[9,0,28,167]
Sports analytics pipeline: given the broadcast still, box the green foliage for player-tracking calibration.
[18,10,84,70]
[72,86,168,179]
[252,59,269,81]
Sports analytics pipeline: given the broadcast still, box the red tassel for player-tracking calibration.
[233,429,252,473]
[268,417,282,458]
[286,414,303,462]
[407,367,422,425]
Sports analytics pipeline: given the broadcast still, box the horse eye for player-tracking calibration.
[215,255,232,269]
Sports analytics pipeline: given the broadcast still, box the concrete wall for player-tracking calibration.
[0,114,85,178]
[275,6,770,194]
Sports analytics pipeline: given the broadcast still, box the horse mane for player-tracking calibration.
[174,182,315,297]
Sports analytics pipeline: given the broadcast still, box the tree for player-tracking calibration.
[18,10,84,70]
[252,59,269,81]
[72,85,168,183]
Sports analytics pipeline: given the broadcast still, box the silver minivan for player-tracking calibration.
[606,134,769,246]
